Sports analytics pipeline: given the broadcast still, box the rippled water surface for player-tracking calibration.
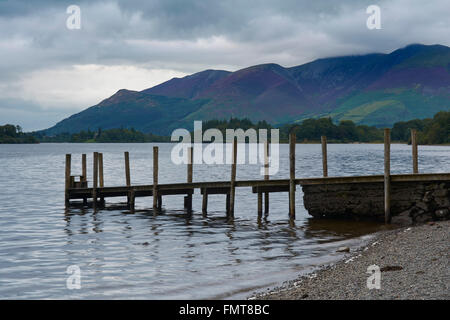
[0,143,449,299]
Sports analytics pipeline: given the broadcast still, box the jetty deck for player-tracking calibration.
[65,129,450,223]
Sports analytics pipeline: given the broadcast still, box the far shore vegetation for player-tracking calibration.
[0,124,39,144]
[1,111,448,145]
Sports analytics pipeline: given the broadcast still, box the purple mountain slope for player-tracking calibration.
[44,44,450,135]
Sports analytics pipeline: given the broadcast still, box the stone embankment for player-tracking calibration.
[302,180,450,225]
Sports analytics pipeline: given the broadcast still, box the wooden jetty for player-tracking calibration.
[65,130,450,223]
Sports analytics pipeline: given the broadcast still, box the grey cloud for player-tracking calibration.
[1,0,449,74]
[0,98,78,131]
[0,0,449,130]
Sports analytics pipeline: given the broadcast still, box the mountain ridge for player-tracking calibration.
[43,43,450,135]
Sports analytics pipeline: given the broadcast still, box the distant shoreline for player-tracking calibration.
[5,141,449,146]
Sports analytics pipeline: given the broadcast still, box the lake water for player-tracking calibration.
[0,143,449,299]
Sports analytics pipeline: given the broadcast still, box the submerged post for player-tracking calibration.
[202,189,208,216]
[264,140,269,214]
[229,138,237,218]
[321,135,328,177]
[153,146,159,210]
[128,189,135,212]
[384,128,391,224]
[257,192,263,215]
[411,129,418,174]
[289,132,296,218]
[65,154,71,207]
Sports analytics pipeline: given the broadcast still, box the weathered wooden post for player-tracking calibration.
[229,138,237,218]
[257,192,263,215]
[411,129,418,174]
[99,153,104,187]
[158,195,162,211]
[153,146,159,211]
[264,140,269,214]
[65,154,71,207]
[289,132,296,218]
[81,154,87,206]
[202,188,208,216]
[93,152,98,210]
[81,154,87,182]
[321,136,328,177]
[124,151,131,206]
[185,146,193,212]
[129,189,135,212]
[98,153,105,206]
[384,128,391,224]
[124,152,131,187]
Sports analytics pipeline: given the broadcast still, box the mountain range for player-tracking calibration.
[43,44,450,135]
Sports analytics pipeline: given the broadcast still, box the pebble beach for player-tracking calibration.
[251,220,449,300]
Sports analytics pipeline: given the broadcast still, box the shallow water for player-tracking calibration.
[0,143,448,299]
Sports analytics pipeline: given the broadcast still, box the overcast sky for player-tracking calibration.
[0,0,449,131]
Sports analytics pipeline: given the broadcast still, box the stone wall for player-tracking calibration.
[301,180,450,224]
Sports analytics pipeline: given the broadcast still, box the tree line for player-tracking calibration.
[280,111,448,144]
[32,127,170,143]
[0,124,38,144]
[2,111,448,144]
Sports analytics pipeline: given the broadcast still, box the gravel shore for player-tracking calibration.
[251,220,449,300]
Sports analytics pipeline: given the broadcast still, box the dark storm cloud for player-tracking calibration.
[1,0,448,73]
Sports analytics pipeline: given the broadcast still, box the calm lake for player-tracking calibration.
[0,143,449,299]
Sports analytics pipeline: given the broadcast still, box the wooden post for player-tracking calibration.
[81,154,87,182]
[226,193,230,213]
[65,154,71,207]
[98,153,104,188]
[384,129,391,224]
[124,152,131,187]
[229,138,237,218]
[321,136,328,177]
[186,147,193,212]
[98,153,105,207]
[187,147,193,183]
[289,132,296,218]
[93,152,98,209]
[81,154,87,206]
[257,191,263,215]
[264,140,269,214]
[153,146,159,210]
[202,189,208,216]
[124,151,131,206]
[158,195,162,211]
[411,129,418,174]
[128,189,135,212]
